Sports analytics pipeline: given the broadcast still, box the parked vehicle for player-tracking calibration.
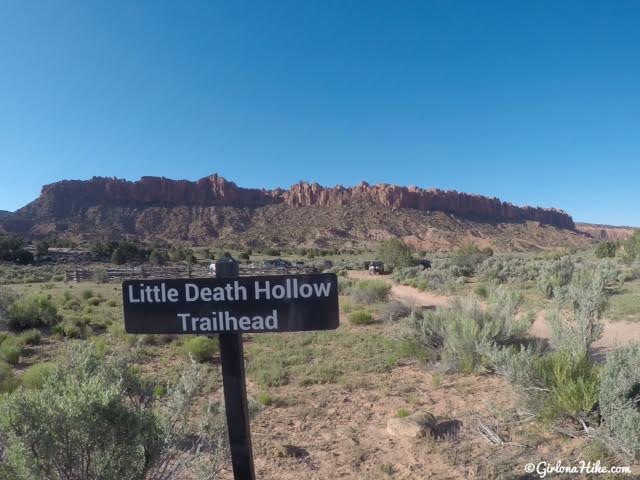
[368,261,384,275]
[262,258,293,269]
[418,259,432,269]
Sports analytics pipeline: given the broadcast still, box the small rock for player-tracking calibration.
[386,412,436,439]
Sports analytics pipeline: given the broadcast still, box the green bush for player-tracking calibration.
[379,300,411,322]
[376,239,414,269]
[595,241,618,259]
[21,362,55,389]
[81,288,95,299]
[474,284,488,298]
[403,288,532,374]
[148,248,169,265]
[5,295,61,330]
[0,361,17,393]
[351,279,391,304]
[532,352,600,424]
[182,336,219,363]
[537,256,575,298]
[449,245,493,277]
[599,344,640,459]
[0,344,228,479]
[547,263,612,358]
[19,329,41,345]
[0,336,23,365]
[348,311,375,325]
[92,268,110,284]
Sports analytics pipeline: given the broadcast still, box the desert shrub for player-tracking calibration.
[0,235,33,264]
[148,248,169,265]
[87,297,102,306]
[5,295,61,330]
[92,267,109,283]
[449,245,493,277]
[21,362,56,389]
[81,288,95,299]
[111,247,127,264]
[257,392,273,406]
[263,247,281,257]
[0,287,17,322]
[0,361,18,393]
[379,300,411,323]
[621,230,640,262]
[19,329,41,345]
[0,336,23,365]
[376,238,414,269]
[0,344,228,480]
[537,256,576,298]
[337,277,355,295]
[391,265,423,283]
[348,311,375,325]
[474,284,488,298]
[429,267,466,293]
[531,352,600,424]
[351,279,391,304]
[595,241,618,259]
[182,336,219,363]
[598,344,640,459]
[403,288,532,374]
[63,296,82,311]
[478,255,541,284]
[547,263,612,358]
[487,341,546,386]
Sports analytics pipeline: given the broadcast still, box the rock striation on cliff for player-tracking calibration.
[19,174,575,229]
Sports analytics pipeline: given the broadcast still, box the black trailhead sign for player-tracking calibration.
[122,266,339,480]
[122,273,339,334]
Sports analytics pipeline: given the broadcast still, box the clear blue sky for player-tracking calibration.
[1,1,639,225]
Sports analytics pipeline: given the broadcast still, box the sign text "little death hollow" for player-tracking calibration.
[122,273,339,335]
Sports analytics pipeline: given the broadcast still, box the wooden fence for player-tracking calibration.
[65,264,317,283]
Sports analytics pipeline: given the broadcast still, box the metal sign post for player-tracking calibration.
[121,260,339,480]
[216,257,255,480]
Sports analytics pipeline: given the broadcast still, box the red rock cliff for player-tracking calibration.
[22,174,575,229]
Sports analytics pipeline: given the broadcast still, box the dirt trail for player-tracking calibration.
[349,271,640,353]
[348,271,449,308]
[531,310,640,355]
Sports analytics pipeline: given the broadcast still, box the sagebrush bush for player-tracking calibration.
[19,329,42,345]
[182,336,219,363]
[5,295,61,330]
[0,336,23,365]
[21,362,55,389]
[0,361,17,393]
[537,256,576,298]
[547,262,612,358]
[379,300,411,322]
[351,280,391,304]
[348,311,375,325]
[449,245,493,277]
[337,277,355,295]
[403,287,532,374]
[0,344,228,480]
[599,344,640,459]
[478,255,541,284]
